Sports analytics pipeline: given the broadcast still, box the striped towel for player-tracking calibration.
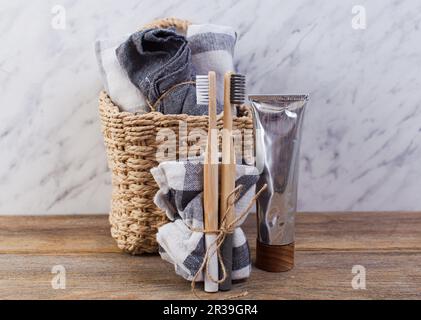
[94,36,149,114]
[151,160,259,282]
[187,24,238,115]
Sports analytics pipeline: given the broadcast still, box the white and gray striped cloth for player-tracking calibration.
[95,24,237,115]
[187,24,237,115]
[151,160,259,282]
[94,36,149,114]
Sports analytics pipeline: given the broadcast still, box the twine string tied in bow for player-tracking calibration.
[190,183,268,297]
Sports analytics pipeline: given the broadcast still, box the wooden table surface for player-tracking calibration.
[0,212,420,300]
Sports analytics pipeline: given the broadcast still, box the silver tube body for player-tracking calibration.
[249,95,309,246]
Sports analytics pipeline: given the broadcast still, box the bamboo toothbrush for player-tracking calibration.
[197,72,219,293]
[220,73,246,291]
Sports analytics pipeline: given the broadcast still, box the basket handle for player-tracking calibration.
[140,17,191,34]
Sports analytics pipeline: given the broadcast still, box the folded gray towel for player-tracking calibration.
[151,160,259,282]
[116,28,197,115]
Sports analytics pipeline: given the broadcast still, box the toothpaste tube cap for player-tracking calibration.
[255,240,295,272]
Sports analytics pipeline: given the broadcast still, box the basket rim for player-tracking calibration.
[99,90,252,120]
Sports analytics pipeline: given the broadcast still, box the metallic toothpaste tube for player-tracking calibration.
[249,95,309,272]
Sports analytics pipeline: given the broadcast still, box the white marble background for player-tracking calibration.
[0,0,420,214]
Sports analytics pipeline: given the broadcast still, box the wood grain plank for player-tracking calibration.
[295,212,421,251]
[0,212,420,299]
[0,251,419,300]
[1,212,420,254]
[0,215,119,254]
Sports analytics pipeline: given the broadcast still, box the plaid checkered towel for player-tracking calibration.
[151,160,259,282]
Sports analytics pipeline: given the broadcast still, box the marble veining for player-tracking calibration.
[0,0,420,214]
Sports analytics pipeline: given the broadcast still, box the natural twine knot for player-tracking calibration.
[190,183,268,299]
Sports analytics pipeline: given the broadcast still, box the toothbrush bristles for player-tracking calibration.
[230,74,246,105]
[196,75,209,105]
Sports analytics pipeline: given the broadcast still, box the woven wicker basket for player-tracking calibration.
[98,18,254,255]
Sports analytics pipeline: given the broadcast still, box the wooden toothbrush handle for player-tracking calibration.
[204,140,219,232]
[220,72,236,225]
[204,72,219,233]
[219,72,236,291]
[204,71,219,293]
